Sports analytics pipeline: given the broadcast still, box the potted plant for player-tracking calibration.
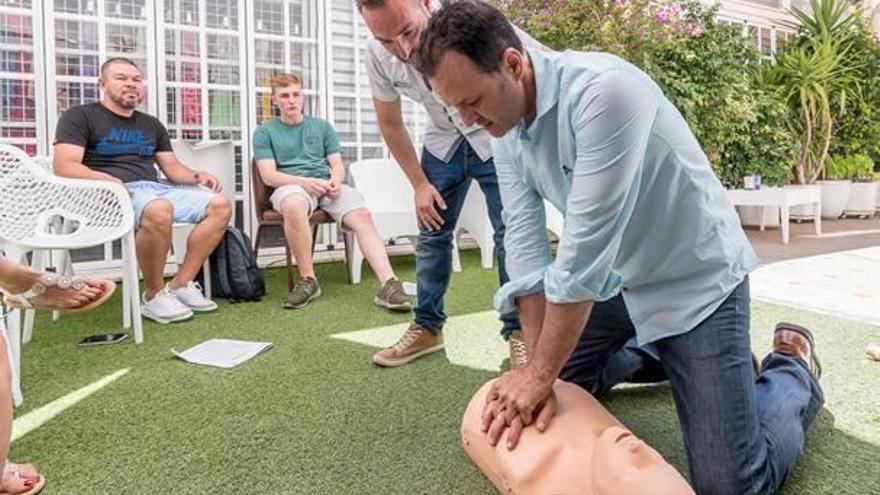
[841,154,877,217]
[876,172,880,212]
[820,155,853,218]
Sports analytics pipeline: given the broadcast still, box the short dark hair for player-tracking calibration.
[100,57,141,77]
[414,0,522,78]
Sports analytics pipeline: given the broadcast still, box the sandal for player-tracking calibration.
[0,462,45,495]
[2,272,115,313]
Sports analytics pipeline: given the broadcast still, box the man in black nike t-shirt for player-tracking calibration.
[54,58,232,324]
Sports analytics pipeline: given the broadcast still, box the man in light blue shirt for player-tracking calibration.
[415,2,824,494]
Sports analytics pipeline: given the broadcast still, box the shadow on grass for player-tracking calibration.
[602,385,880,495]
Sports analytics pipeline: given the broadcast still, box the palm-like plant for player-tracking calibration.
[785,0,861,45]
[759,0,864,184]
[765,41,859,183]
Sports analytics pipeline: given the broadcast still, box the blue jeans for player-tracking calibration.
[561,279,824,495]
[414,140,520,338]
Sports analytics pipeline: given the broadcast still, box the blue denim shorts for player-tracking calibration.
[126,180,216,228]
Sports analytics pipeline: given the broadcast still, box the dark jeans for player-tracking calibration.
[414,140,520,338]
[561,279,824,495]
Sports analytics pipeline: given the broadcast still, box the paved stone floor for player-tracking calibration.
[746,216,880,325]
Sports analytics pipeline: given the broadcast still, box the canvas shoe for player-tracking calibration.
[142,286,193,324]
[284,277,321,309]
[373,278,412,312]
[170,281,218,312]
[372,322,444,367]
[508,330,529,370]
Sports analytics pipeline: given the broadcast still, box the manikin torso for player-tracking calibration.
[461,380,696,495]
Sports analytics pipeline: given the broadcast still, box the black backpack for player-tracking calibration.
[207,227,266,303]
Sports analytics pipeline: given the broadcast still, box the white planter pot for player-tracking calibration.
[785,184,821,219]
[818,180,852,219]
[844,182,877,217]
[876,181,880,212]
[737,205,780,227]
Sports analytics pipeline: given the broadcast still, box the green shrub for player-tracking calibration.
[496,0,796,187]
[826,154,874,181]
[829,26,880,166]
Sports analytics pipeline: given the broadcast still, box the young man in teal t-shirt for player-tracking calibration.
[253,73,410,311]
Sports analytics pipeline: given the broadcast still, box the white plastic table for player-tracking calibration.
[727,186,821,244]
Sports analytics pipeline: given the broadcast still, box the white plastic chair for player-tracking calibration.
[545,200,565,239]
[453,182,495,270]
[0,144,143,405]
[347,158,463,284]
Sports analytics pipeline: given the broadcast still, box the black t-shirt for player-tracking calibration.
[54,102,173,183]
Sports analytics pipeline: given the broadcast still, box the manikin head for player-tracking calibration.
[270,73,305,123]
[414,0,531,137]
[99,57,144,115]
[593,426,694,495]
[357,0,433,63]
[461,380,695,495]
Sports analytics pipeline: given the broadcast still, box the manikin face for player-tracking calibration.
[428,50,527,138]
[361,0,431,63]
[272,83,305,121]
[593,426,694,495]
[99,62,144,111]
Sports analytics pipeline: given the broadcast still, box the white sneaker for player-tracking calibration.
[142,286,193,324]
[170,281,218,312]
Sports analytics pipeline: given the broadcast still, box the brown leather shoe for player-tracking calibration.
[372,322,444,367]
[774,322,822,378]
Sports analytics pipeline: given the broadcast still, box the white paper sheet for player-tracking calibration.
[172,339,273,369]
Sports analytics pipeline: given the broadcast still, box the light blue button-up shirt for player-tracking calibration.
[493,48,760,345]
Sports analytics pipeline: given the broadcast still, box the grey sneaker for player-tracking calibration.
[284,277,321,309]
[170,281,218,312]
[142,286,193,324]
[374,278,412,312]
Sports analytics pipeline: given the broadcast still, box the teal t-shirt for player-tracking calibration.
[252,116,342,179]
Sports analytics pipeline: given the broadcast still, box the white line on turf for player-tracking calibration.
[12,368,130,442]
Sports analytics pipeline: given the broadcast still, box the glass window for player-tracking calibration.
[0,79,35,122]
[1,50,33,73]
[106,24,148,56]
[208,89,241,127]
[760,27,772,56]
[330,0,355,44]
[206,0,237,30]
[289,41,319,89]
[0,14,32,45]
[254,0,285,35]
[289,0,317,38]
[55,19,99,51]
[56,80,100,113]
[333,97,357,142]
[105,0,147,20]
[54,0,96,15]
[332,46,356,94]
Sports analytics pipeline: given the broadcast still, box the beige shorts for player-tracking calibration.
[270,183,366,229]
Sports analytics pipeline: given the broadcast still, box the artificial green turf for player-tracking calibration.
[10,250,880,494]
